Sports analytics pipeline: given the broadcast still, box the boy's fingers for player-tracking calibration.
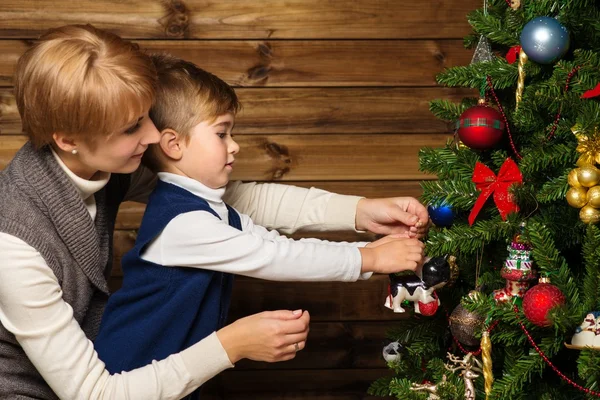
[387,207,419,226]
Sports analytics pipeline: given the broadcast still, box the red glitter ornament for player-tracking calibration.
[522,277,565,327]
[417,298,439,316]
[457,100,505,150]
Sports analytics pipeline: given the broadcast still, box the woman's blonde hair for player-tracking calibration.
[143,53,241,172]
[14,24,157,149]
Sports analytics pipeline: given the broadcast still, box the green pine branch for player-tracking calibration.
[582,225,600,311]
[426,218,514,256]
[419,146,479,179]
[429,99,476,122]
[491,337,563,399]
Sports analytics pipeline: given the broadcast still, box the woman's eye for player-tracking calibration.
[124,123,141,135]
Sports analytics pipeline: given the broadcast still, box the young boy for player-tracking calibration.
[94,54,425,384]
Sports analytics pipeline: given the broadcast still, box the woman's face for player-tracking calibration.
[72,112,160,179]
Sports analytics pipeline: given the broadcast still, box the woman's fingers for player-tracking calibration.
[276,310,310,335]
[283,332,309,347]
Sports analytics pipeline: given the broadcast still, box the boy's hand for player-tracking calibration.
[355,197,430,239]
[360,237,424,274]
[217,310,310,364]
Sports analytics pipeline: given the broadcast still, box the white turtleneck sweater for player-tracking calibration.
[143,173,369,282]
[0,150,363,400]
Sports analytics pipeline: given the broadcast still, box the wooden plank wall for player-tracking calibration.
[0,1,479,398]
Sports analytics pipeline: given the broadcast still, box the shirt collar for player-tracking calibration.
[157,172,226,204]
[50,148,111,201]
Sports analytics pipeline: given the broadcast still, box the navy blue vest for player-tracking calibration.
[95,181,240,383]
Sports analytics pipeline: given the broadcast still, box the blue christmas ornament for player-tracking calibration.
[520,17,570,64]
[428,204,454,227]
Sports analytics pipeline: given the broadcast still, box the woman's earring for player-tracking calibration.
[71,149,78,155]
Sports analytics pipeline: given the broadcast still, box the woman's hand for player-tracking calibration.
[355,197,430,238]
[217,310,310,364]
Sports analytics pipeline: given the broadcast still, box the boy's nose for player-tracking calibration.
[229,139,240,154]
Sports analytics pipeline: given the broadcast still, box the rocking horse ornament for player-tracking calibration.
[385,255,453,316]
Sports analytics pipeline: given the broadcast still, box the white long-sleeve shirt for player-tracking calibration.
[143,173,370,282]
[0,152,363,400]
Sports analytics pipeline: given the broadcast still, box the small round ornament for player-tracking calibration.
[577,165,600,187]
[587,186,600,208]
[580,205,600,224]
[568,169,582,188]
[449,302,485,347]
[522,277,565,327]
[382,341,404,363]
[457,100,505,150]
[520,17,570,64]
[428,204,454,227]
[417,299,439,316]
[566,186,588,208]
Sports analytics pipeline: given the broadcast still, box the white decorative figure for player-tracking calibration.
[385,256,451,315]
[567,311,600,350]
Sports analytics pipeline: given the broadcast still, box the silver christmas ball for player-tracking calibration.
[520,17,570,64]
[382,341,402,362]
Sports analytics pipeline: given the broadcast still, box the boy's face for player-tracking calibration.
[180,113,239,189]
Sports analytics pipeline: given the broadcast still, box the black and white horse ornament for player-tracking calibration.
[384,255,453,316]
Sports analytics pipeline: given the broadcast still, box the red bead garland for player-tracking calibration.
[546,66,581,141]
[513,305,600,397]
[484,66,582,160]
[486,76,522,160]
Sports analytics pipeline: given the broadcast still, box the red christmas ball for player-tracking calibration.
[457,103,505,150]
[417,299,439,316]
[522,279,565,327]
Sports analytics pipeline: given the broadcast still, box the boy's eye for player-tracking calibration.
[218,132,227,139]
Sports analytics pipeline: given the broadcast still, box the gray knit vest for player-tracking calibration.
[0,142,130,399]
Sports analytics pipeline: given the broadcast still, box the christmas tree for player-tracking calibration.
[369,0,600,399]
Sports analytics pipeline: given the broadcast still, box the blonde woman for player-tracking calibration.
[0,24,428,400]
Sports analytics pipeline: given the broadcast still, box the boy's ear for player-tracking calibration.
[158,129,184,161]
[52,132,78,154]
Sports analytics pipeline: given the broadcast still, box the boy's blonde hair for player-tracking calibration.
[14,24,156,149]
[144,53,241,173]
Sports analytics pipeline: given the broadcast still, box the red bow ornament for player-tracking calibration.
[468,158,523,226]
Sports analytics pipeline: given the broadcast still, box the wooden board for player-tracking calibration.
[0,40,471,87]
[109,273,409,322]
[0,134,448,180]
[234,321,397,370]
[202,369,394,400]
[0,87,474,134]
[111,228,409,322]
[115,181,424,229]
[0,0,479,39]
